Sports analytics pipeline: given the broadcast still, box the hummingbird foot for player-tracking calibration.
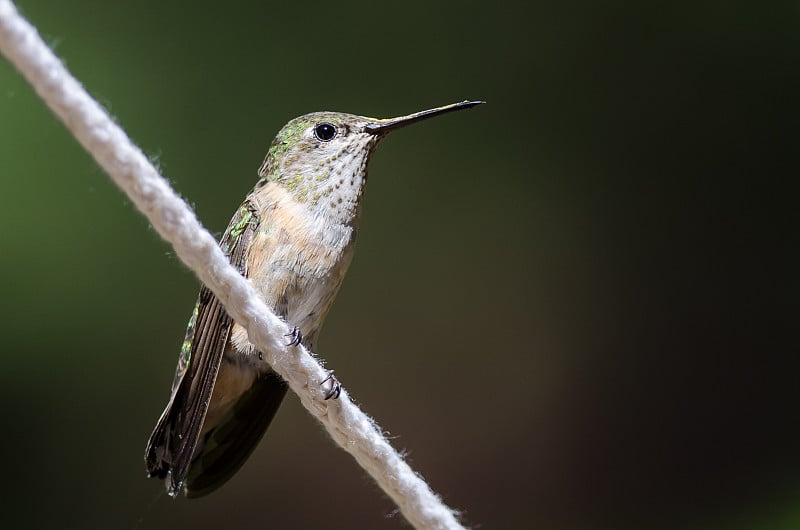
[285,326,303,347]
[321,370,341,400]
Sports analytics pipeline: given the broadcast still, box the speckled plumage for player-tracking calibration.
[145,101,483,497]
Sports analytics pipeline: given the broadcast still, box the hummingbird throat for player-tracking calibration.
[258,123,379,224]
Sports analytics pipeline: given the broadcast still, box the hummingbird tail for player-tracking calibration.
[183,369,288,497]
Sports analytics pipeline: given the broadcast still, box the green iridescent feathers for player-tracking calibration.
[145,202,260,495]
[168,204,256,393]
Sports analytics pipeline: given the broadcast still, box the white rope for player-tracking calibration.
[0,2,466,529]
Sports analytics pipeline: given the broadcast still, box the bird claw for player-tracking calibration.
[321,370,341,400]
[285,326,303,347]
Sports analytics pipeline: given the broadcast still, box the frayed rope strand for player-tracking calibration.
[0,2,466,529]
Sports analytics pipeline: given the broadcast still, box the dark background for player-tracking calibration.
[1,1,798,528]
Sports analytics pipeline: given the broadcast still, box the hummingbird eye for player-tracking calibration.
[313,123,338,142]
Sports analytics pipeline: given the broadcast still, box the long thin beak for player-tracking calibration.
[364,100,485,134]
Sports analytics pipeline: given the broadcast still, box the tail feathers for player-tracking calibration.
[146,368,288,498]
[184,370,288,497]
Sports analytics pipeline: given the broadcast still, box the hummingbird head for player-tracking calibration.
[256,101,484,223]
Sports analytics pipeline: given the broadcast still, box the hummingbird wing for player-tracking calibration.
[145,202,261,496]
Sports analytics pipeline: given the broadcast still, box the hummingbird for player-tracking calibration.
[145,100,484,498]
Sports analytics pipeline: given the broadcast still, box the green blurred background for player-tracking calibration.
[1,1,798,528]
